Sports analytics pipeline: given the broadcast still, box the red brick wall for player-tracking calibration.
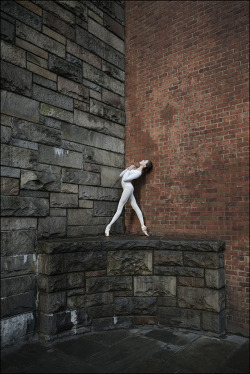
[125,1,249,336]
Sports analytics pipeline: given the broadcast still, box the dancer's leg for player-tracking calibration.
[129,194,149,236]
[105,186,133,236]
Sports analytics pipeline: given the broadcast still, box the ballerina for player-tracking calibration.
[105,160,153,237]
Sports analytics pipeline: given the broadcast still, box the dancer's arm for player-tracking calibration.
[119,165,136,177]
[123,169,142,182]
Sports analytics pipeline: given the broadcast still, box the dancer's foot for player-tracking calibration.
[105,225,111,237]
[142,225,149,236]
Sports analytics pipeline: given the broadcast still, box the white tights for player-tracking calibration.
[106,186,146,231]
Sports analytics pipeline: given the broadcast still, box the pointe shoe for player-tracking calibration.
[105,225,110,237]
[142,225,149,236]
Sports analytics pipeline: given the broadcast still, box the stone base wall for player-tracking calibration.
[36,237,226,341]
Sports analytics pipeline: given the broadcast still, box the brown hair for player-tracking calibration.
[145,160,153,172]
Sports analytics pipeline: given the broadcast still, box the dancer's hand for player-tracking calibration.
[128,165,136,170]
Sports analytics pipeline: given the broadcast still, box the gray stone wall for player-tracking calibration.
[1,0,125,348]
[36,237,226,341]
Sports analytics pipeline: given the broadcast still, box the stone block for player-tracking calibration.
[12,118,61,146]
[202,310,226,334]
[178,287,225,312]
[79,185,120,201]
[90,98,125,124]
[62,123,124,153]
[39,292,66,313]
[88,18,124,53]
[100,166,123,188]
[183,252,224,269]
[93,201,118,216]
[1,312,35,348]
[66,39,101,69]
[32,84,73,111]
[102,88,125,110]
[21,166,61,192]
[38,217,67,238]
[76,27,124,69]
[103,13,125,40]
[67,209,93,225]
[16,22,65,58]
[67,292,113,309]
[1,196,49,217]
[1,291,36,318]
[1,90,39,123]
[11,139,38,150]
[1,217,37,231]
[102,1,124,26]
[61,183,78,194]
[82,145,124,168]
[1,18,15,42]
[38,311,73,335]
[58,76,89,101]
[154,250,183,266]
[1,39,26,67]
[161,239,225,252]
[86,305,113,320]
[103,239,160,251]
[50,208,67,217]
[27,62,57,82]
[86,276,132,294]
[50,193,78,208]
[134,276,176,297]
[102,60,125,82]
[66,272,85,290]
[43,10,75,41]
[79,200,93,209]
[43,25,66,45]
[158,307,201,330]
[38,254,64,275]
[93,316,133,332]
[48,54,82,83]
[1,275,36,298]
[1,126,12,144]
[107,250,153,275]
[1,166,20,179]
[1,177,19,195]
[89,10,103,25]
[37,274,66,293]
[115,297,157,316]
[40,103,73,123]
[154,266,204,277]
[16,37,48,59]
[64,251,106,272]
[33,74,57,91]
[62,168,100,185]
[67,225,108,237]
[75,308,92,326]
[1,1,42,31]
[74,110,125,139]
[157,296,177,307]
[27,52,47,68]
[134,316,158,325]
[39,145,82,169]
[205,268,225,289]
[37,238,102,254]
[177,277,205,288]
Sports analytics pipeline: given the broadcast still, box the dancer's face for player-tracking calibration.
[139,160,149,168]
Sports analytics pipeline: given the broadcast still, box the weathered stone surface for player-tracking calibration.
[37,238,102,254]
[103,239,160,251]
[1,18,15,42]
[93,201,118,216]
[1,1,42,31]
[39,292,66,313]
[86,276,132,294]
[67,225,108,237]
[1,126,12,144]
[43,10,75,41]
[38,311,73,335]
[102,88,125,110]
[62,168,100,185]
[36,0,76,24]
[93,316,133,331]
[16,37,48,60]
[1,196,49,216]
[1,254,36,277]
[64,251,106,272]
[75,308,93,326]
[154,266,204,277]
[177,277,205,288]
[101,1,124,26]
[67,39,101,69]
[50,193,78,208]
[107,250,153,275]
[79,185,120,201]
[115,297,157,316]
[1,39,26,68]
[27,51,47,68]
[40,103,73,123]
[67,209,93,225]
[82,145,124,168]
[48,54,82,83]
[1,166,20,179]
[16,22,65,58]
[1,61,32,96]
[74,110,125,139]
[76,26,124,69]
[134,276,176,297]
[178,287,225,312]
[88,18,124,54]
[1,177,19,195]
[58,76,89,101]
[82,62,124,96]
[161,239,225,252]
[90,99,125,124]
[27,61,57,81]
[87,304,114,319]
[103,13,125,40]
[12,118,61,146]
[1,312,35,348]
[183,252,224,269]
[32,84,73,111]
[79,200,93,209]
[157,296,177,307]
[11,139,38,150]
[100,166,123,188]
[205,268,225,289]
[37,274,65,292]
[38,254,64,275]
[1,90,39,123]
[33,74,57,91]
[20,190,49,198]
[39,145,82,169]
[21,166,61,192]
[1,275,36,298]
[62,123,124,153]
[158,307,201,330]
[38,217,67,238]
[50,208,67,216]
[61,183,78,194]
[1,217,37,231]
[202,310,226,333]
[154,250,183,266]
[67,292,113,309]
[102,60,125,82]
[39,115,61,130]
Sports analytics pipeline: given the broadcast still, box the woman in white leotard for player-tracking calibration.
[105,160,153,237]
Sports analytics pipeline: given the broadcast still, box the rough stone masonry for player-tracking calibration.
[1,0,126,348]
